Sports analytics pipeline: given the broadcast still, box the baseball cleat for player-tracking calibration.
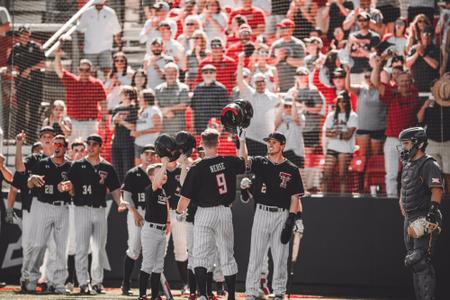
[79,284,96,295]
[92,283,104,294]
[181,284,190,295]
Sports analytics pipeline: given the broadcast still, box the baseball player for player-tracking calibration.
[26,135,72,294]
[66,140,88,291]
[64,134,125,295]
[121,144,156,296]
[164,158,189,293]
[239,132,304,300]
[177,128,246,300]
[138,160,171,300]
[5,128,56,293]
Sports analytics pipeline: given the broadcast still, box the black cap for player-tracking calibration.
[332,67,346,78]
[263,132,286,145]
[39,126,56,137]
[18,24,31,34]
[210,38,224,48]
[141,144,156,154]
[151,37,163,45]
[86,134,103,146]
[31,141,43,152]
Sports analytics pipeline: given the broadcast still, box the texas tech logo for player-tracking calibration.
[98,170,108,184]
[279,172,292,189]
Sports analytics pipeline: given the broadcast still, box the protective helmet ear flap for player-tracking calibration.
[175,131,196,157]
[221,102,244,131]
[155,134,181,162]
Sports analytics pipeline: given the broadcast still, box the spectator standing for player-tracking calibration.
[226,14,248,47]
[382,18,407,56]
[196,38,237,95]
[132,89,162,165]
[323,0,353,41]
[249,44,279,93]
[186,30,208,89]
[228,0,266,36]
[288,67,324,155]
[154,63,190,135]
[405,14,432,54]
[200,0,228,43]
[406,26,440,93]
[275,97,306,168]
[371,55,420,198]
[322,92,358,193]
[345,67,385,158]
[342,0,383,35]
[7,25,45,143]
[417,94,450,194]
[111,86,138,183]
[104,52,133,112]
[376,0,401,34]
[177,15,202,52]
[231,67,251,100]
[77,0,122,78]
[407,0,436,26]
[140,1,177,49]
[54,49,107,142]
[225,24,255,67]
[237,53,279,156]
[42,100,73,138]
[131,69,148,96]
[303,37,326,76]
[144,37,174,90]
[287,0,318,41]
[270,19,306,92]
[266,0,291,40]
[191,64,229,134]
[159,21,187,72]
[348,12,380,84]
[171,0,198,40]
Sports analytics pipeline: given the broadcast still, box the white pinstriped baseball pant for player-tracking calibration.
[74,206,107,286]
[140,222,166,274]
[193,206,237,276]
[27,200,69,290]
[245,205,289,297]
[126,207,145,260]
[165,210,188,261]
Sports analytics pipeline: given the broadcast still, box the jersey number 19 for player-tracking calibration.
[216,173,227,195]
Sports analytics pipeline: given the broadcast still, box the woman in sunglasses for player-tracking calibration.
[104,52,134,112]
[42,100,72,138]
[177,15,202,52]
[200,0,228,43]
[186,30,209,89]
[322,92,358,194]
[406,14,431,53]
[249,44,279,92]
[382,18,407,55]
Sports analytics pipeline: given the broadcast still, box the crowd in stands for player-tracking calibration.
[1,0,450,196]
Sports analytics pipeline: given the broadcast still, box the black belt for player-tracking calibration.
[148,223,166,231]
[38,199,67,206]
[257,204,286,212]
[75,203,105,208]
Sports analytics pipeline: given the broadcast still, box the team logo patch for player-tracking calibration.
[432,178,441,184]
[175,175,181,182]
[279,172,292,189]
[61,171,68,181]
[98,170,108,184]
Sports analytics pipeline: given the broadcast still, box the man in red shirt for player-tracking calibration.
[228,0,266,37]
[196,38,237,95]
[54,48,107,143]
[225,24,255,68]
[372,55,420,198]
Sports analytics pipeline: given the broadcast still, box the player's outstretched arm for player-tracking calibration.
[123,190,144,226]
[153,157,169,191]
[111,188,127,212]
[176,196,190,214]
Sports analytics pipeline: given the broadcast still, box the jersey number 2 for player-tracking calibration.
[216,173,227,195]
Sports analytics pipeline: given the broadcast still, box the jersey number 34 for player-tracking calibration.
[216,173,227,195]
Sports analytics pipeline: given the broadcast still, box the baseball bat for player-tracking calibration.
[160,273,174,300]
[287,232,303,299]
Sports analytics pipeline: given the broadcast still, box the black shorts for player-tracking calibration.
[356,129,386,141]
[377,5,401,24]
[303,131,320,148]
[283,150,304,169]
[326,149,352,158]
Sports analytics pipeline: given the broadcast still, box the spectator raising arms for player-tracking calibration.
[104,52,133,112]
[54,48,107,143]
[322,92,358,194]
[154,63,190,135]
[42,100,72,138]
[177,15,202,52]
[186,30,209,89]
[144,37,174,89]
[249,44,279,93]
[132,89,162,165]
[228,0,266,37]
[111,86,138,182]
[140,1,177,49]
[200,0,228,43]
[159,21,187,72]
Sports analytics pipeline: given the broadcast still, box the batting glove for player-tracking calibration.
[176,210,186,222]
[5,208,19,224]
[240,177,252,190]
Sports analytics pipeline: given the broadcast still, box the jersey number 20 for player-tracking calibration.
[216,173,227,195]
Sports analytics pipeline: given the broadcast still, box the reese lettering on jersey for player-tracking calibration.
[144,185,169,224]
[68,158,121,207]
[249,156,304,209]
[122,166,151,208]
[31,157,72,204]
[181,156,245,207]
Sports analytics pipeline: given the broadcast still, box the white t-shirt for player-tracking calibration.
[278,112,305,157]
[104,71,133,111]
[78,6,121,54]
[135,105,163,146]
[323,111,358,154]
[200,13,228,44]
[139,18,177,49]
[241,84,280,142]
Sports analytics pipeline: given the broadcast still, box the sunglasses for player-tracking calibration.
[203,70,215,74]
[417,20,426,23]
[211,44,223,49]
[115,59,125,63]
[258,50,270,56]
[358,18,369,22]
[79,68,91,72]
[255,80,266,84]
[186,23,196,26]
[194,36,203,39]
[53,142,65,148]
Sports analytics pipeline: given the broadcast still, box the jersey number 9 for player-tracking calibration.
[216,173,227,195]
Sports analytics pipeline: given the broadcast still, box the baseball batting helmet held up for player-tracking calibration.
[155,134,181,162]
[175,131,197,157]
[234,99,253,128]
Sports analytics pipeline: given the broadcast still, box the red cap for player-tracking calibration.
[276,18,295,29]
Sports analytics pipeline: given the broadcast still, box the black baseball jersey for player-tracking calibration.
[164,166,182,209]
[249,156,304,209]
[122,166,151,209]
[68,158,121,207]
[31,157,71,204]
[12,153,47,212]
[144,186,169,224]
[181,156,246,207]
